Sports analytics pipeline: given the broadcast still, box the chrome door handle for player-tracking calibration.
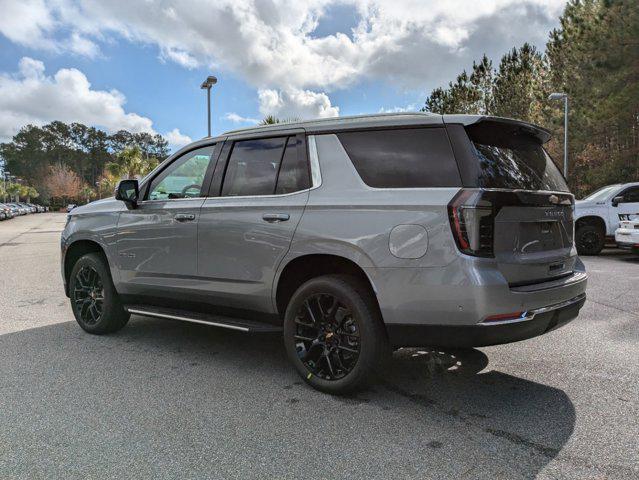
[262,213,290,223]
[174,213,196,222]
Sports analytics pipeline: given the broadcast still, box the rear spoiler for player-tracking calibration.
[443,115,552,144]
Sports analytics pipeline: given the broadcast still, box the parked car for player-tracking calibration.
[574,182,639,255]
[7,203,26,215]
[615,219,639,254]
[0,210,5,221]
[62,113,587,394]
[24,203,34,213]
[66,204,77,213]
[0,203,14,219]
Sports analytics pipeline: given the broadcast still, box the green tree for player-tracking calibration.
[6,183,22,202]
[545,0,639,195]
[0,122,171,203]
[79,185,96,204]
[491,43,548,123]
[105,146,159,180]
[259,116,302,125]
[25,186,39,203]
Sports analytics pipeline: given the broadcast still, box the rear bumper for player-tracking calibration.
[387,293,586,348]
[615,230,639,250]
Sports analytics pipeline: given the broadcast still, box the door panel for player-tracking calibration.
[197,192,309,312]
[116,199,205,295]
[114,144,217,297]
[196,133,310,313]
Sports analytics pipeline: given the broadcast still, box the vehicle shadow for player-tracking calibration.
[377,348,575,462]
[599,247,639,263]
[0,318,576,479]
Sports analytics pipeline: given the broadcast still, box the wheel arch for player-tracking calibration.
[575,215,606,234]
[63,240,107,297]
[274,254,380,321]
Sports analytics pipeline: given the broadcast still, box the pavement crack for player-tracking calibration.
[587,298,639,318]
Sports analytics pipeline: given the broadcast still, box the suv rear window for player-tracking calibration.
[336,128,461,188]
[465,122,568,192]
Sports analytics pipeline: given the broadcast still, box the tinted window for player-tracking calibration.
[622,187,639,202]
[275,136,309,194]
[466,122,569,192]
[148,146,214,200]
[222,137,286,196]
[336,128,461,188]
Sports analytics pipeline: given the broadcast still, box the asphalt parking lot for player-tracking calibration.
[0,213,637,479]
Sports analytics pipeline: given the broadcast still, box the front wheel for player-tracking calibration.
[283,275,388,395]
[575,224,605,255]
[69,253,130,334]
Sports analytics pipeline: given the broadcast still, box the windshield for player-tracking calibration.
[466,122,569,192]
[581,185,619,201]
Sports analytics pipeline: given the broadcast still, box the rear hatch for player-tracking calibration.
[447,118,576,286]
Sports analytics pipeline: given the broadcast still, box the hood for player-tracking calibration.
[69,197,123,215]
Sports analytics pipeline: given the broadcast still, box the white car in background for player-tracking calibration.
[615,219,639,254]
[574,182,639,255]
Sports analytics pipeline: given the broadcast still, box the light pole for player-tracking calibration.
[200,75,218,137]
[549,92,568,179]
[3,170,9,202]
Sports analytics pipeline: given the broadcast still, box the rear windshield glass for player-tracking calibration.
[466,122,568,192]
[336,128,461,188]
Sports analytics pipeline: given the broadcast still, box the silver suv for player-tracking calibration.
[62,113,587,394]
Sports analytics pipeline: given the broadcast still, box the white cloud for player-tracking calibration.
[258,88,339,119]
[224,113,259,124]
[164,128,193,148]
[378,103,420,113]
[0,57,155,140]
[0,0,566,119]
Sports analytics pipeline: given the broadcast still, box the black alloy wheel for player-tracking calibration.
[73,265,104,326]
[576,224,604,255]
[293,293,361,381]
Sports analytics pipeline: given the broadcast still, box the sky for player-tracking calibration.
[0,0,567,151]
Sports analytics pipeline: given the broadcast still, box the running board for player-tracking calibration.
[125,305,282,333]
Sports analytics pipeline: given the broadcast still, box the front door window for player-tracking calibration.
[148,146,214,201]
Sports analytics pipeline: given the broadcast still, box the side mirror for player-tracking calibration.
[115,179,139,208]
[612,195,624,207]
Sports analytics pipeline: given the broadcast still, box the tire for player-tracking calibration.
[575,224,605,255]
[69,253,130,334]
[283,274,389,395]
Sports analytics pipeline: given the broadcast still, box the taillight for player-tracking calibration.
[448,189,495,257]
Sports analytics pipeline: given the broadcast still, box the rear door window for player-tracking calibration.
[465,122,568,192]
[336,128,461,188]
[275,136,309,194]
[222,137,287,196]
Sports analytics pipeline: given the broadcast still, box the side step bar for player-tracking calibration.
[125,305,282,333]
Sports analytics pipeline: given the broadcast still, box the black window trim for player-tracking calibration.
[209,132,311,199]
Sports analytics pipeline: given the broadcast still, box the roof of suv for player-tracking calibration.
[169,112,551,161]
[221,112,551,142]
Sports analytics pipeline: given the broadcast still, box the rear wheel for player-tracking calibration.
[69,253,129,334]
[576,224,605,255]
[283,275,388,395]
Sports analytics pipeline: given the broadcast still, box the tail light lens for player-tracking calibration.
[448,189,495,257]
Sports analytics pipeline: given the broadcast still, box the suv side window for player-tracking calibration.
[275,136,309,194]
[148,146,214,201]
[621,187,639,203]
[221,136,308,196]
[336,128,461,188]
